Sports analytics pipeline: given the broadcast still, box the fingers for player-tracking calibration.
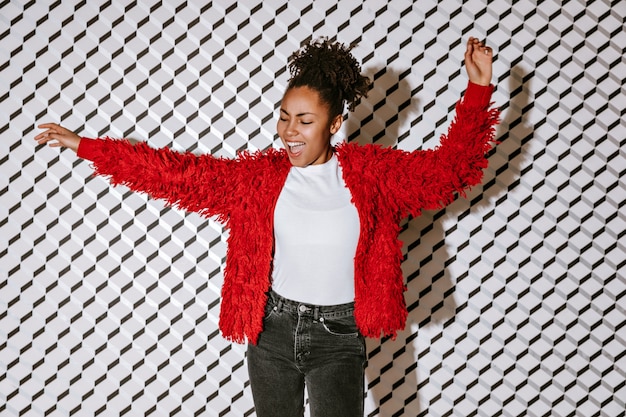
[34,124,60,144]
[465,37,493,86]
[36,123,70,137]
[34,134,56,146]
[35,123,58,141]
[34,123,81,151]
[467,37,492,56]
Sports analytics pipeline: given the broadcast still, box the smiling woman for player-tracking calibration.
[276,39,369,167]
[278,86,343,166]
[34,36,498,417]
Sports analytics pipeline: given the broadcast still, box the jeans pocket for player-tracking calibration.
[319,314,359,338]
[263,301,278,321]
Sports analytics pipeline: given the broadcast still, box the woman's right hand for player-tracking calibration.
[34,123,82,152]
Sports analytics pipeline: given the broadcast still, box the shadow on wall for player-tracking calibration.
[345,65,533,416]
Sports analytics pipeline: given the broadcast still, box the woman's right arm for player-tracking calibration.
[35,123,236,220]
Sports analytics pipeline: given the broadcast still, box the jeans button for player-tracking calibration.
[299,305,307,313]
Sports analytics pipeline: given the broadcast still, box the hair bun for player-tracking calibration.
[288,38,371,114]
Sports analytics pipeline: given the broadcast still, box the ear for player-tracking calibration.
[329,114,343,135]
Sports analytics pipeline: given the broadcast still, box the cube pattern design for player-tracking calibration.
[1,1,624,416]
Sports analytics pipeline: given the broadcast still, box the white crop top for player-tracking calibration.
[271,154,360,305]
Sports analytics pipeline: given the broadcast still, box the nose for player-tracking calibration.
[285,122,298,137]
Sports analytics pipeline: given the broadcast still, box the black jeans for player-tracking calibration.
[247,290,366,417]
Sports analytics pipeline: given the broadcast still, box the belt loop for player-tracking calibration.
[269,290,282,312]
[313,306,320,321]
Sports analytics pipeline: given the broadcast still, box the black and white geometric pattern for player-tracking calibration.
[1,1,624,416]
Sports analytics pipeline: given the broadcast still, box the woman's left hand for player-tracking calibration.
[464,37,493,86]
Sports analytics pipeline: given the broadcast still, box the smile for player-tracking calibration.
[287,142,305,152]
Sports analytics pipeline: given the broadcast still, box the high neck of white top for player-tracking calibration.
[293,152,338,175]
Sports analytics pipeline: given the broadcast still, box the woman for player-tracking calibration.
[35,36,498,417]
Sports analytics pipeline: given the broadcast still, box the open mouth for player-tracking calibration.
[287,141,305,155]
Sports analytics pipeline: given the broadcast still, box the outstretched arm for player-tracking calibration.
[35,123,237,220]
[391,38,499,216]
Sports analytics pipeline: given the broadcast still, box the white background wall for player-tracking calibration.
[1,0,624,416]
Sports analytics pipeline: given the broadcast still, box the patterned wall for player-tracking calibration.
[1,0,624,416]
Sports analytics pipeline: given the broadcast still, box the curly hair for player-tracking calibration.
[287,37,371,117]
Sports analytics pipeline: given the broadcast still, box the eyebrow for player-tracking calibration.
[280,108,317,117]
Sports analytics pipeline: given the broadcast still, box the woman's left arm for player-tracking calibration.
[391,38,500,216]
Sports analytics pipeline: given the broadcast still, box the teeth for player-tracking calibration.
[288,142,305,149]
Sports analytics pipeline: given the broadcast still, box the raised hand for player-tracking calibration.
[34,123,82,152]
[464,37,493,86]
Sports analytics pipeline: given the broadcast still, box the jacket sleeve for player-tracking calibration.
[389,81,499,216]
[77,137,238,221]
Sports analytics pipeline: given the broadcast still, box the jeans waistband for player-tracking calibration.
[267,289,355,320]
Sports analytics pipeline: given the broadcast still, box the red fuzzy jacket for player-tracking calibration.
[77,82,498,344]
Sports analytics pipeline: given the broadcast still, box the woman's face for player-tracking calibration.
[277,86,342,167]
